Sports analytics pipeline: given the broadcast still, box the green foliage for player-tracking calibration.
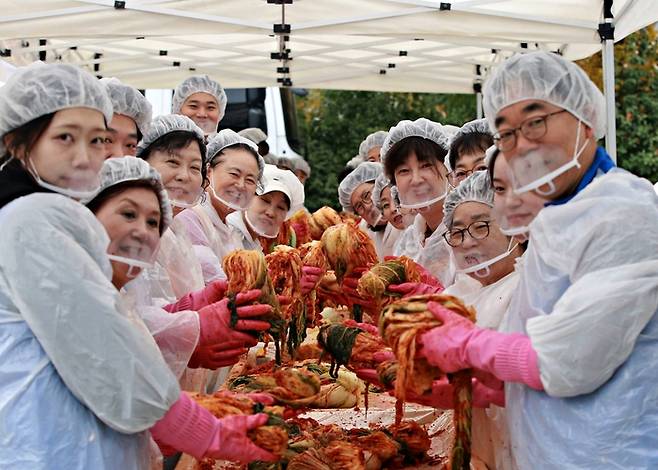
[296,90,475,211]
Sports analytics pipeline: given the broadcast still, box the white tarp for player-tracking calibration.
[0,1,656,92]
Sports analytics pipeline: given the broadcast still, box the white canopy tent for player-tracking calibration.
[1,0,657,158]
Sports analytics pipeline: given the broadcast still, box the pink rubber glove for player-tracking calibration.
[151,392,275,462]
[342,269,378,310]
[419,301,543,391]
[354,350,396,385]
[387,282,444,298]
[383,257,444,289]
[400,377,505,409]
[343,319,380,336]
[163,280,228,313]
[300,266,324,295]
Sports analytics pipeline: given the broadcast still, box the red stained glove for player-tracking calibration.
[300,266,324,295]
[164,280,228,313]
[398,376,505,409]
[387,282,443,298]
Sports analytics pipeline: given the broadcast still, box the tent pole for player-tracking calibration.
[476,92,483,119]
[600,0,617,162]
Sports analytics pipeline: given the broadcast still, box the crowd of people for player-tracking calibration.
[0,50,657,470]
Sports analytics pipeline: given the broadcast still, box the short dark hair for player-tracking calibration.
[487,147,501,185]
[2,113,56,163]
[448,132,493,170]
[138,130,208,189]
[86,179,167,235]
[383,136,448,184]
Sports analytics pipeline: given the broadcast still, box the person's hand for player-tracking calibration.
[300,266,324,294]
[189,341,250,369]
[387,282,443,298]
[163,279,228,313]
[343,319,380,336]
[342,268,378,310]
[393,376,505,408]
[205,413,277,463]
[354,350,395,386]
[418,301,477,373]
[214,390,275,405]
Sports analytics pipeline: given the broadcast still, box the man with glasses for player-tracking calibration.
[445,118,493,188]
[413,51,658,468]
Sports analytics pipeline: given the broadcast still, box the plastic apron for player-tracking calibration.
[446,271,519,469]
[393,214,455,287]
[500,169,658,469]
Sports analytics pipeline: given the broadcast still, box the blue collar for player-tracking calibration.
[546,146,615,207]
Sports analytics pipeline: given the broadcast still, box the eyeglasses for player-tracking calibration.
[353,190,373,216]
[493,110,568,152]
[443,220,491,247]
[448,165,488,186]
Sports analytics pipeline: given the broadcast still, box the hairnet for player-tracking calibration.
[346,155,364,170]
[207,129,264,180]
[135,114,204,158]
[0,62,113,155]
[483,51,606,139]
[445,118,492,171]
[380,118,450,165]
[258,164,305,218]
[338,161,383,212]
[483,145,499,168]
[171,75,227,121]
[94,156,172,233]
[100,77,153,136]
[358,130,388,159]
[442,170,494,228]
[238,127,268,144]
[263,153,279,165]
[291,157,311,177]
[371,172,391,209]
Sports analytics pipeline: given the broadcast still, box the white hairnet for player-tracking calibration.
[100,77,153,135]
[238,127,268,144]
[371,172,391,209]
[0,62,113,156]
[136,114,204,159]
[338,161,383,212]
[442,170,493,228]
[380,118,450,165]
[445,118,492,172]
[258,164,305,218]
[346,155,364,170]
[171,75,227,121]
[483,51,606,139]
[263,153,279,165]
[291,157,311,177]
[390,184,401,208]
[483,145,499,168]
[95,157,172,233]
[358,130,388,159]
[443,124,461,135]
[207,129,264,180]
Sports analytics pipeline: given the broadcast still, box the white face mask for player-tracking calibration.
[167,186,203,209]
[29,160,101,201]
[107,236,159,279]
[209,178,251,211]
[244,211,279,239]
[509,121,589,196]
[456,237,519,279]
[398,178,449,211]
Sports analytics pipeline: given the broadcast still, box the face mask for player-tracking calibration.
[509,121,589,196]
[209,178,251,211]
[244,211,279,239]
[107,237,159,279]
[167,186,203,209]
[456,238,518,279]
[398,178,449,210]
[29,160,101,201]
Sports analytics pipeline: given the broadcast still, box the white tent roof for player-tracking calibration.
[1,1,657,93]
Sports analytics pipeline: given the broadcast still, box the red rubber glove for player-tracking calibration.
[163,280,228,313]
[300,266,324,295]
[399,376,505,409]
[150,392,275,463]
[354,350,396,385]
[342,268,378,310]
[418,301,543,391]
[189,290,272,369]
